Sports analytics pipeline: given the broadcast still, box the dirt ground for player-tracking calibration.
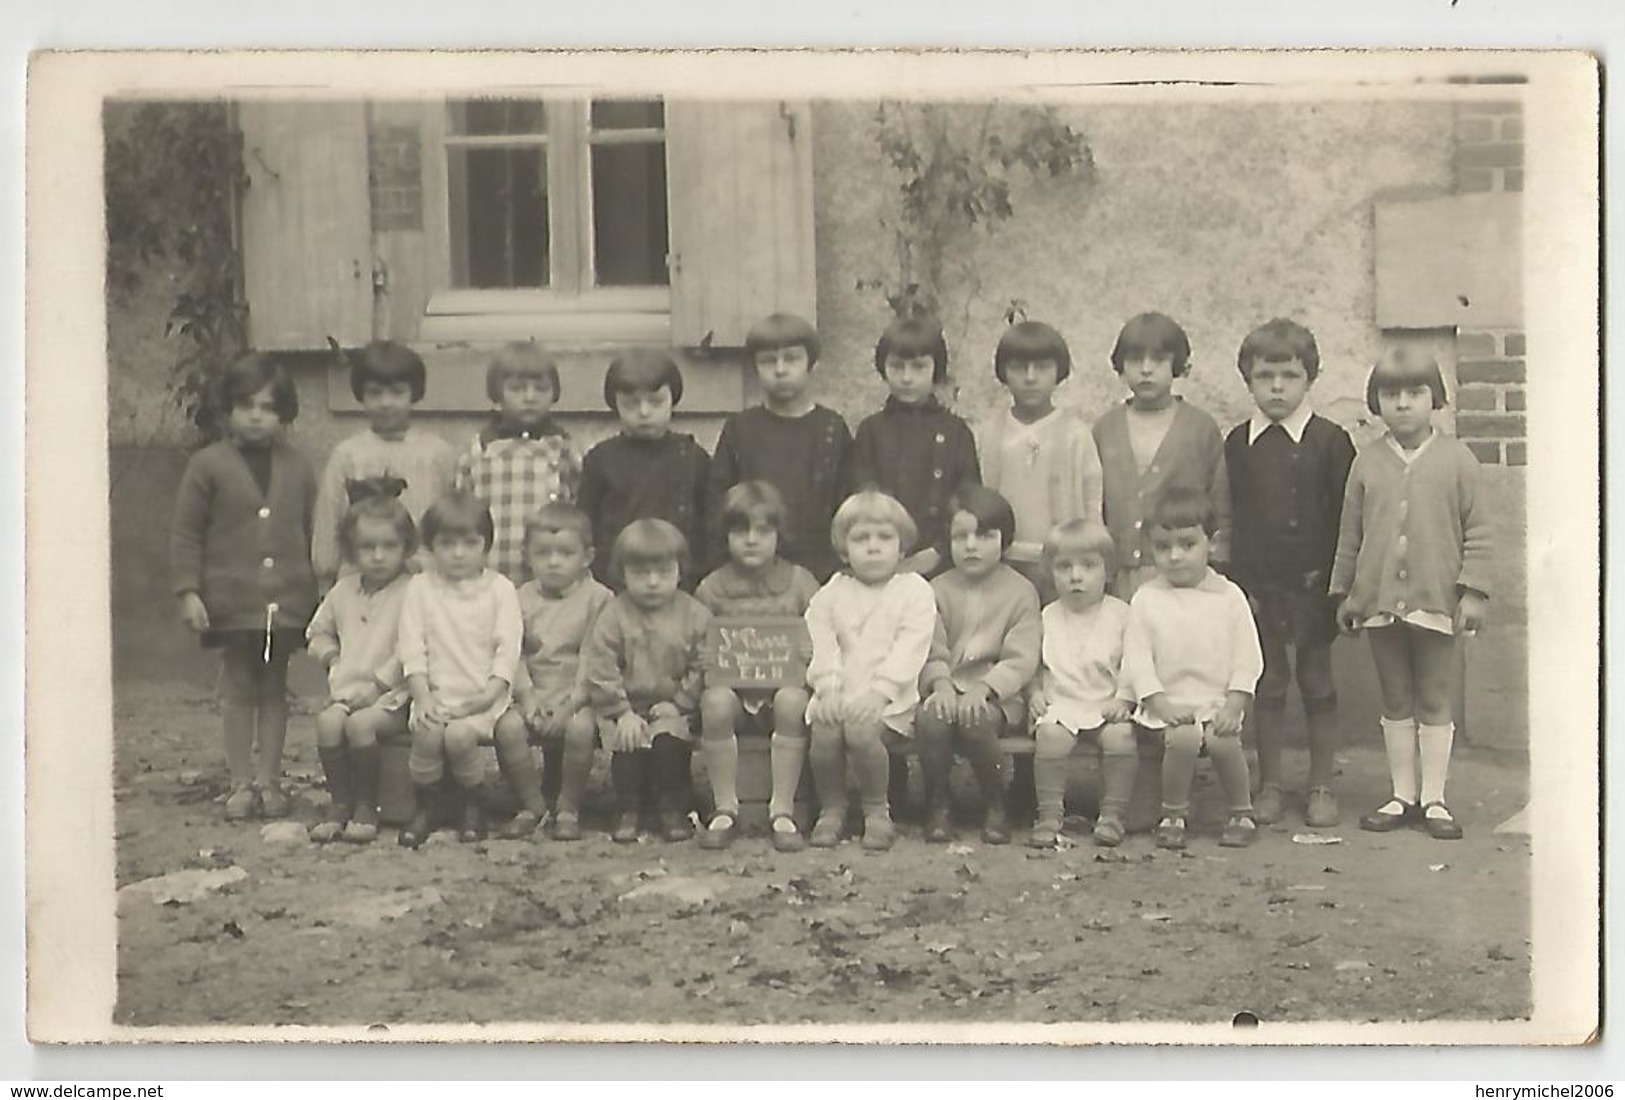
[112,679,1530,1030]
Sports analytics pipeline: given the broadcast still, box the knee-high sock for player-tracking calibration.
[915,722,954,811]
[556,738,593,818]
[1418,722,1454,806]
[539,743,563,809]
[960,726,1004,806]
[1160,726,1202,817]
[496,737,547,816]
[1100,749,1138,820]
[255,702,290,788]
[808,732,847,816]
[317,745,354,820]
[1251,702,1285,789]
[1206,735,1254,814]
[768,733,807,820]
[702,734,740,815]
[1033,735,1073,821]
[350,743,381,822]
[1304,707,1340,790]
[611,750,646,812]
[223,704,256,787]
[849,735,891,814]
[650,734,693,812]
[1380,716,1420,803]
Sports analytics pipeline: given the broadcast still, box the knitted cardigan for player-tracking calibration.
[921,564,1042,727]
[979,406,1104,562]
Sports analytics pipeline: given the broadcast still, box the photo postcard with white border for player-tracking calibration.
[24,47,1600,1045]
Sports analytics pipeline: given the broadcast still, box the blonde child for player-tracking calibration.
[454,343,580,582]
[695,482,821,851]
[804,492,939,851]
[978,320,1103,598]
[916,486,1041,846]
[1027,520,1138,849]
[312,341,456,589]
[491,503,614,841]
[1093,312,1231,599]
[1332,349,1491,841]
[580,520,714,843]
[397,494,523,848]
[1123,487,1264,850]
[171,354,318,821]
[304,491,415,843]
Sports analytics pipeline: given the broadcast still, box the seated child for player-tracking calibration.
[804,492,939,851]
[454,343,579,583]
[1224,319,1356,828]
[916,486,1041,845]
[978,320,1103,598]
[397,493,523,848]
[578,349,710,588]
[171,353,318,821]
[1332,349,1490,840]
[694,482,822,851]
[1122,487,1264,850]
[313,341,456,589]
[1027,520,1138,849]
[305,490,416,843]
[851,311,981,578]
[580,519,714,843]
[1092,312,1230,599]
[706,313,854,582]
[491,503,614,841]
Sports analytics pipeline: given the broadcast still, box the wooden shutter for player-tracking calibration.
[665,100,816,347]
[238,101,374,350]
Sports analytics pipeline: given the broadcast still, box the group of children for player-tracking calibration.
[169,306,1492,854]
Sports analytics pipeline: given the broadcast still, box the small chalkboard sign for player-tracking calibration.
[707,616,810,690]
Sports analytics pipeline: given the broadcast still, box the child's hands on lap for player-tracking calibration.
[612,712,650,752]
[177,592,210,633]
[847,690,889,728]
[956,683,996,726]
[1102,698,1134,725]
[412,699,450,735]
[806,691,841,726]
[339,681,383,711]
[1455,590,1488,636]
[1144,693,1196,728]
[924,685,959,723]
[1210,695,1247,738]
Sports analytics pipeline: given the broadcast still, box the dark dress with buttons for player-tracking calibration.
[1224,414,1356,647]
[577,431,711,588]
[852,395,981,575]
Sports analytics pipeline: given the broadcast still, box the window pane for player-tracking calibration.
[449,98,549,136]
[591,141,668,286]
[447,146,549,288]
[590,100,664,131]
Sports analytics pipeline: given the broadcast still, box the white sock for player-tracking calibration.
[1418,722,1455,812]
[1379,716,1420,805]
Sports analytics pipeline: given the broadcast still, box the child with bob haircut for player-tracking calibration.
[171,352,318,821]
[1225,318,1356,828]
[1028,519,1139,849]
[979,320,1103,596]
[491,503,614,841]
[397,493,523,848]
[695,482,821,850]
[455,342,580,582]
[578,349,710,587]
[1123,487,1264,851]
[313,340,456,589]
[580,519,714,843]
[706,313,854,582]
[1332,348,1490,840]
[916,486,1041,845]
[852,311,981,578]
[305,490,416,843]
[804,491,939,851]
[1093,312,1230,599]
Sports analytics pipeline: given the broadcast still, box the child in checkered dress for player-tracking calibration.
[454,343,580,583]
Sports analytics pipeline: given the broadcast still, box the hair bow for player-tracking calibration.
[345,475,408,505]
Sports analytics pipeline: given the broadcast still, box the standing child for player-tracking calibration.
[304,491,415,843]
[706,313,854,582]
[916,487,1041,845]
[491,503,614,841]
[1332,349,1490,841]
[978,320,1103,597]
[1093,312,1231,599]
[804,492,939,851]
[454,343,580,583]
[578,350,710,588]
[171,354,318,821]
[397,494,523,848]
[852,311,981,578]
[1225,319,1356,828]
[580,520,714,843]
[311,341,457,589]
[1123,488,1264,850]
[695,482,821,850]
[1027,520,1138,849]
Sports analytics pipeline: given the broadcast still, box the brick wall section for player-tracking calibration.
[1455,329,1527,466]
[1454,99,1523,193]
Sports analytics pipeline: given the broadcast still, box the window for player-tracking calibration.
[442,97,669,297]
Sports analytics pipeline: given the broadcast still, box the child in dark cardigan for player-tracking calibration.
[171,354,318,821]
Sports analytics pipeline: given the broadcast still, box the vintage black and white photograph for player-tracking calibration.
[25,49,1599,1043]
